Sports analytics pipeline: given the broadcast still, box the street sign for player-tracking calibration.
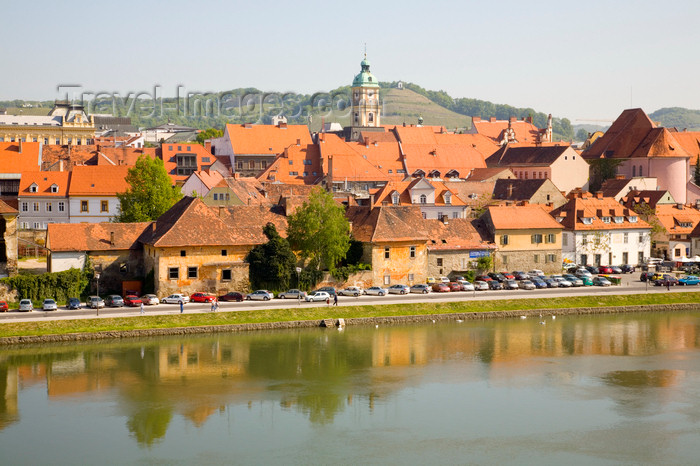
[296,267,302,273]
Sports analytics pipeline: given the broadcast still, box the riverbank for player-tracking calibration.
[1,292,699,345]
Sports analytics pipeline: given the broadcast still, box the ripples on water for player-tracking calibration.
[2,311,700,464]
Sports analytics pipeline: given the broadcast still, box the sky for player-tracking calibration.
[2,0,699,123]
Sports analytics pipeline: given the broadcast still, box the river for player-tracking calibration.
[2,310,700,465]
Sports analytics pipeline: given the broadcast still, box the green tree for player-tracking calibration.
[588,158,624,193]
[115,155,182,222]
[576,128,589,142]
[287,187,351,271]
[694,158,700,185]
[477,255,493,272]
[195,128,223,145]
[246,223,297,290]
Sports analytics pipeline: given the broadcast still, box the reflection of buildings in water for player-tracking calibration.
[156,341,249,379]
[371,328,429,367]
[0,366,19,430]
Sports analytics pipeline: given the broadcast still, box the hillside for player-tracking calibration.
[649,107,700,130]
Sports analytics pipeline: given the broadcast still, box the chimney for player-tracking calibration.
[110,232,115,246]
[364,136,369,147]
[472,116,481,123]
[58,159,64,172]
[677,203,684,210]
[490,117,497,123]
[205,141,212,152]
[526,116,533,124]
[615,174,625,180]
[507,183,513,198]
[509,116,516,123]
[151,222,157,234]
[521,200,529,206]
[296,138,301,146]
[18,139,22,153]
[595,191,603,199]
[369,193,375,208]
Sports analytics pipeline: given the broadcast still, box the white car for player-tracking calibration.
[439,277,451,284]
[365,286,387,296]
[474,280,489,291]
[551,276,573,287]
[457,280,475,291]
[162,293,190,304]
[42,299,58,311]
[338,286,363,297]
[141,294,160,305]
[528,269,545,278]
[19,299,33,312]
[305,291,330,302]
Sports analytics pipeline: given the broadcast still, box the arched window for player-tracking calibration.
[420,194,427,204]
[391,192,399,205]
[444,192,452,205]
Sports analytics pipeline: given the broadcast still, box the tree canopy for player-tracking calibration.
[246,223,297,290]
[287,188,350,271]
[196,128,223,145]
[115,155,182,222]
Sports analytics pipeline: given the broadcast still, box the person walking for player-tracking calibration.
[211,300,216,312]
[179,299,184,313]
[140,301,145,315]
[666,279,670,291]
[333,294,338,306]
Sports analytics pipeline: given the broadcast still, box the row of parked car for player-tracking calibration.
[639,272,700,286]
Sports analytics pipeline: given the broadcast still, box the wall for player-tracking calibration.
[17,197,70,230]
[494,228,562,273]
[550,147,590,193]
[366,241,427,286]
[49,251,85,273]
[90,250,145,295]
[427,249,491,278]
[69,196,119,223]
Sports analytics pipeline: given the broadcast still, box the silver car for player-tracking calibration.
[278,289,306,299]
[365,286,387,296]
[458,280,475,291]
[42,299,58,311]
[474,280,489,291]
[19,299,33,312]
[387,284,410,295]
[89,296,105,308]
[410,284,431,294]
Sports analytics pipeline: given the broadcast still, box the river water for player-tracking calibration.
[2,311,700,465]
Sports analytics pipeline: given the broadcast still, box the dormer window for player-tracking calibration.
[628,216,638,223]
[581,217,593,225]
[391,192,400,205]
[444,192,452,205]
[613,216,624,223]
[601,216,611,223]
[50,184,59,193]
[420,194,427,204]
[29,183,38,193]
[679,221,693,228]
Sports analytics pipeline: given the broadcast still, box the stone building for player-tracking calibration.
[0,200,18,276]
[424,217,495,278]
[0,101,95,145]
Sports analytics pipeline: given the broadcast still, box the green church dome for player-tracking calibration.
[353,57,379,88]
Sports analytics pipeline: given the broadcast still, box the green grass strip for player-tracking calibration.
[1,292,698,338]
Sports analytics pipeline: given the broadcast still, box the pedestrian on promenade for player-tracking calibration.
[140,301,145,315]
[333,294,338,306]
[215,299,219,312]
[211,300,216,312]
[666,279,670,291]
[179,300,184,313]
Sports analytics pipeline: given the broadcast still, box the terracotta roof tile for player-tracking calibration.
[654,204,700,235]
[18,171,71,197]
[467,167,515,181]
[346,205,429,243]
[0,142,42,173]
[68,165,131,196]
[424,218,495,251]
[549,193,650,231]
[486,143,571,167]
[258,144,323,184]
[373,179,466,207]
[0,199,18,214]
[486,204,564,230]
[225,123,312,155]
[47,222,152,252]
[471,118,543,144]
[159,143,216,183]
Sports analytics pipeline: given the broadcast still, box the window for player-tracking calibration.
[237,161,243,170]
[639,232,644,243]
[531,234,543,244]
[420,194,427,204]
[44,138,49,145]
[176,154,197,176]
[21,222,29,229]
[384,275,390,285]
[422,212,427,219]
[437,258,443,267]
[622,252,629,265]
[202,157,210,163]
[502,255,508,265]
[213,193,218,200]
[501,235,509,245]
[46,202,52,212]
[119,263,128,274]
[580,254,588,265]
[391,192,399,205]
[547,254,556,263]
[562,233,568,246]
[168,267,179,279]
[444,192,451,205]
[545,233,555,243]
[178,146,182,151]
[452,211,459,219]
[639,165,643,176]
[437,212,443,219]
[180,250,186,257]
[101,201,108,212]
[33,202,39,212]
[410,246,416,258]
[408,273,414,282]
[21,202,27,212]
[534,254,539,263]
[384,247,390,259]
[222,269,232,281]
[58,202,65,212]
[221,249,227,256]
[29,184,38,193]
[33,222,40,229]
[81,200,88,212]
[50,185,58,193]
[582,234,588,246]
[623,233,628,244]
[675,248,682,258]
[368,113,374,123]
[602,216,611,223]
[632,166,636,177]
[188,267,198,279]
[187,146,191,151]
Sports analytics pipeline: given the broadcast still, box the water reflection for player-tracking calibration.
[1,311,700,451]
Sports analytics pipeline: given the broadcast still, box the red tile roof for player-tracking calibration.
[18,171,71,197]
[425,218,495,251]
[471,118,543,144]
[188,170,224,191]
[346,205,429,243]
[0,199,18,214]
[486,204,564,230]
[372,179,466,206]
[0,142,42,173]
[159,143,216,183]
[319,133,403,181]
[549,193,650,231]
[466,167,515,181]
[258,144,324,185]
[225,123,312,155]
[654,204,700,235]
[68,165,131,196]
[47,222,152,252]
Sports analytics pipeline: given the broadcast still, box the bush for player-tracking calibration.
[331,263,371,282]
[1,267,89,303]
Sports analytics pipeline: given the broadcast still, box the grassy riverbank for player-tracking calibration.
[1,292,698,338]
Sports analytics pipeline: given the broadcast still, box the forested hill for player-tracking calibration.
[649,107,700,130]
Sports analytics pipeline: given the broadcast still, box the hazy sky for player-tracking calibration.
[2,0,699,122]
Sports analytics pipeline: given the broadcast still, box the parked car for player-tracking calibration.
[141,294,160,305]
[584,265,598,274]
[574,268,593,278]
[610,266,623,274]
[452,276,466,282]
[513,271,530,280]
[488,272,506,282]
[426,277,437,284]
[620,264,636,273]
[562,274,584,287]
[42,299,58,311]
[543,278,559,288]
[593,276,612,286]
[218,292,244,302]
[124,295,143,307]
[278,289,307,299]
[500,272,515,280]
[475,275,493,282]
[439,277,451,284]
[315,286,337,297]
[432,283,450,293]
[305,291,330,302]
[457,280,475,291]
[552,276,572,287]
[528,269,545,278]
[678,275,700,286]
[162,293,190,304]
[18,299,33,312]
[410,284,431,294]
[598,266,613,274]
[488,280,503,290]
[0,300,7,312]
[473,280,490,291]
[338,287,363,297]
[504,279,519,290]
[67,297,81,309]
[105,295,124,307]
[640,271,653,282]
[191,292,217,303]
[577,275,594,286]
[388,284,410,295]
[365,286,388,296]
[531,278,548,289]
[88,296,105,309]
[653,275,678,286]
[247,290,274,300]
[519,280,536,290]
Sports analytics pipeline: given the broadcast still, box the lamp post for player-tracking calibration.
[95,272,101,316]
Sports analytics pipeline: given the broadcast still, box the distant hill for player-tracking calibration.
[649,107,700,130]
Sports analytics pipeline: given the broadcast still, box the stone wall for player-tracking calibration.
[493,248,561,273]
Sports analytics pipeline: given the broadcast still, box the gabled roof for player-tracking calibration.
[443,180,495,206]
[219,176,268,206]
[486,143,572,167]
[549,193,650,231]
[486,204,564,230]
[319,133,403,181]
[140,196,287,248]
[492,179,550,201]
[224,123,312,155]
[19,171,70,197]
[470,117,543,144]
[670,131,700,165]
[258,144,323,185]
[0,142,42,174]
[0,199,18,215]
[47,222,152,252]
[424,218,495,251]
[372,179,466,206]
[187,170,224,191]
[68,165,130,196]
[467,167,515,182]
[655,204,700,235]
[620,190,676,209]
[159,142,216,183]
[346,206,429,243]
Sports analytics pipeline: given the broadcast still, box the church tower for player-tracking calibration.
[349,54,381,140]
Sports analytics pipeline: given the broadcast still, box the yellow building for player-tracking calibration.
[0,101,95,145]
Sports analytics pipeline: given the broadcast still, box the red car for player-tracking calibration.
[475,275,493,282]
[124,295,142,307]
[598,266,613,274]
[432,283,450,292]
[448,282,462,292]
[218,292,244,302]
[191,292,217,303]
[0,300,8,312]
[500,272,515,280]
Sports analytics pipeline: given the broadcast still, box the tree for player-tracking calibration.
[588,158,624,193]
[195,128,223,145]
[576,128,589,142]
[246,223,297,290]
[477,255,493,272]
[287,187,351,271]
[115,155,182,222]
[694,158,700,185]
